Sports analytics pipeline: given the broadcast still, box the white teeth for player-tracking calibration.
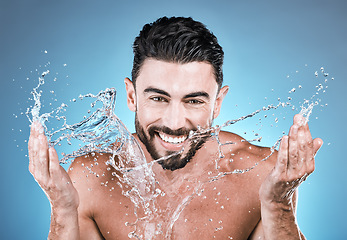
[159,132,187,144]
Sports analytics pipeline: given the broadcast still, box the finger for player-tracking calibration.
[38,133,50,180]
[297,125,307,171]
[31,122,41,177]
[287,124,299,172]
[303,121,312,140]
[306,137,322,173]
[293,114,305,127]
[313,138,323,156]
[28,122,36,173]
[32,122,50,182]
[49,147,61,179]
[28,121,39,158]
[302,123,315,174]
[274,135,289,174]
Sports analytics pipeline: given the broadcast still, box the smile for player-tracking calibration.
[158,132,187,144]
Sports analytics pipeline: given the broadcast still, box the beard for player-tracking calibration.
[135,114,209,171]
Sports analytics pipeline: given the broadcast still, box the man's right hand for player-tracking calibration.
[28,121,80,239]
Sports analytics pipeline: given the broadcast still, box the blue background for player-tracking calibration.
[1,0,346,239]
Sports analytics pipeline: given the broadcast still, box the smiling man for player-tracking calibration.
[129,59,224,171]
[28,17,323,239]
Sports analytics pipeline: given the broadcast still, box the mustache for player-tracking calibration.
[148,126,195,138]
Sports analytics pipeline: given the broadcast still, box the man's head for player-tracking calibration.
[131,16,224,91]
[125,17,228,171]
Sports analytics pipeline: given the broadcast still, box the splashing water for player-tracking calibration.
[26,64,332,239]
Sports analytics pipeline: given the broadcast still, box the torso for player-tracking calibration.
[69,131,277,240]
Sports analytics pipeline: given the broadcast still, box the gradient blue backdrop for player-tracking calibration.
[1,0,346,239]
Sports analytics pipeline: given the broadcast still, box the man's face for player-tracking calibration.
[125,59,228,170]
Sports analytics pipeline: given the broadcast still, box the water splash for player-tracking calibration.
[26,65,332,239]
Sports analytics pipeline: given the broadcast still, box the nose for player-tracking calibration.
[162,101,186,131]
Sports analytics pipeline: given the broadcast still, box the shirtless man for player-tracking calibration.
[28,17,323,239]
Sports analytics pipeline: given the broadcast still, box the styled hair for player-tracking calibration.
[131,16,224,90]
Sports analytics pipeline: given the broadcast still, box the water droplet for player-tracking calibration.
[289,88,296,93]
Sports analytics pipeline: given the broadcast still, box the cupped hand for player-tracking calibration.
[28,121,79,211]
[259,114,323,207]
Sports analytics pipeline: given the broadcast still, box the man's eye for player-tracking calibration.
[151,97,167,102]
[187,99,203,104]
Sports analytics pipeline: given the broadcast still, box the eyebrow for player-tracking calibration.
[144,87,171,97]
[143,87,210,99]
[183,91,210,99]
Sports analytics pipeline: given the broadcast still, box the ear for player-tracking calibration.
[124,77,136,112]
[213,85,229,119]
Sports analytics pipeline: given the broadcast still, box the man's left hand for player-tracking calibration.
[259,114,323,208]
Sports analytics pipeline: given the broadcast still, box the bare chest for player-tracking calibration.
[94,175,261,240]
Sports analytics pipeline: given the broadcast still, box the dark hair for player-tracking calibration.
[131,16,224,90]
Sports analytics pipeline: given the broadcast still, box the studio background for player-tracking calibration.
[1,0,346,239]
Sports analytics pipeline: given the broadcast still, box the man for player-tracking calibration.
[29,17,322,239]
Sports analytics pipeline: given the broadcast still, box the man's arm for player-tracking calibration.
[253,114,322,240]
[249,190,307,240]
[29,121,102,239]
[29,121,80,239]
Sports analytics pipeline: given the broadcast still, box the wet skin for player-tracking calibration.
[28,59,323,240]
[67,132,277,239]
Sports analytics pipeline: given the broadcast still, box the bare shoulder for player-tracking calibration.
[217,131,277,178]
[68,153,123,211]
[68,153,114,184]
